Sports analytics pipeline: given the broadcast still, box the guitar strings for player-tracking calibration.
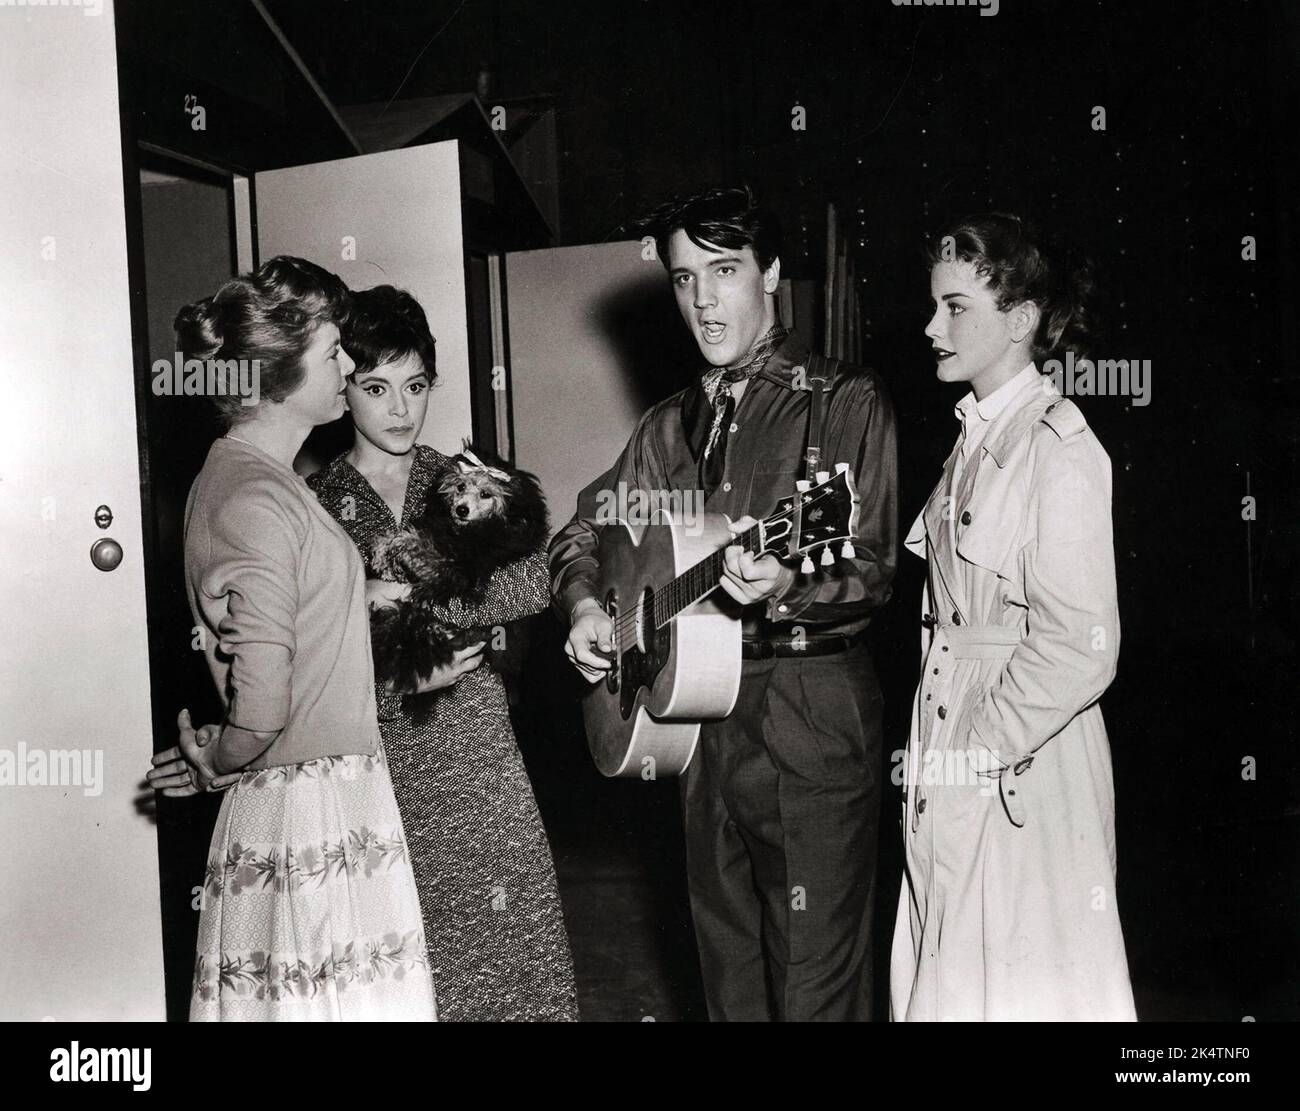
[605,481,846,651]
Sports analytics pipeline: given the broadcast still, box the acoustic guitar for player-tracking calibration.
[582,464,860,777]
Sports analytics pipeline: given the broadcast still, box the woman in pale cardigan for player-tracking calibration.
[146,256,437,1021]
[891,215,1136,1021]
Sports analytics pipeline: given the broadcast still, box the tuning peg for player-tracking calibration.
[800,553,814,574]
[796,479,812,493]
[835,462,850,475]
[820,545,835,567]
[840,540,856,559]
[815,470,830,484]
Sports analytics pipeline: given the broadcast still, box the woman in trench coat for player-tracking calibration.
[890,214,1137,1021]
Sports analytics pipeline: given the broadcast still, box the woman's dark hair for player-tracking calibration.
[343,285,437,380]
[173,255,352,427]
[925,212,1098,362]
[641,184,783,272]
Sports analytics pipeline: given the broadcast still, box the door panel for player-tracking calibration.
[255,142,473,459]
[505,240,699,528]
[0,1,164,1020]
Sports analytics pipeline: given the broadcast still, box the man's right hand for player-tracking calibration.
[565,598,615,683]
[401,641,487,694]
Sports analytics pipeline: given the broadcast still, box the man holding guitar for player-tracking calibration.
[549,185,898,1021]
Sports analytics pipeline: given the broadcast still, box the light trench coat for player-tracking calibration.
[890,372,1136,1022]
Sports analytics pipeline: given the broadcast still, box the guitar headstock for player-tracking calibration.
[755,464,860,568]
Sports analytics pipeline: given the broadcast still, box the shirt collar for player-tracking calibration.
[955,362,1040,428]
[752,333,818,390]
[310,445,448,519]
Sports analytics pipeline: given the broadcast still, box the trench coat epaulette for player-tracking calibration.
[1039,397,1087,440]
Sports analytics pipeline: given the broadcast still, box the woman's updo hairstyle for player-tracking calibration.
[173,255,352,426]
[343,284,437,380]
[925,212,1098,363]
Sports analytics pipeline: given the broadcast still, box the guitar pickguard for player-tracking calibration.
[603,586,672,721]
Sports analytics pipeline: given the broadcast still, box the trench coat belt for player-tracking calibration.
[936,623,1021,658]
[911,623,1029,832]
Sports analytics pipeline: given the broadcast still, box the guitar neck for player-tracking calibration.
[646,467,856,630]
[654,522,762,628]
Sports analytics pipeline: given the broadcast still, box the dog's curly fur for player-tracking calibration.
[368,445,549,692]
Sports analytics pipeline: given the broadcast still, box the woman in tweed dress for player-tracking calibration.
[308,285,578,1022]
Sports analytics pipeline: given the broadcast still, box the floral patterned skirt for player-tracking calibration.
[190,745,438,1021]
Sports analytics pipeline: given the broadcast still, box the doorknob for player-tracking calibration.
[91,538,124,572]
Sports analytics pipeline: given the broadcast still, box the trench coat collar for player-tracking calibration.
[911,370,1068,583]
[982,369,1062,468]
[954,362,1040,450]
[954,371,1069,582]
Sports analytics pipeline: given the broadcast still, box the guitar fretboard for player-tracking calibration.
[654,523,762,629]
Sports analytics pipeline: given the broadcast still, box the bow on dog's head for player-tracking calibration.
[456,447,512,483]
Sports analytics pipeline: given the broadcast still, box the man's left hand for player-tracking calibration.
[719,515,795,605]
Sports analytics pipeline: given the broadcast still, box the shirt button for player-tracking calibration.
[937,705,947,719]
[729,422,739,433]
[960,510,971,526]
[777,604,789,614]
[722,482,732,492]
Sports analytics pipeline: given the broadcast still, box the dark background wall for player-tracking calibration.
[123,0,1299,1018]
[268,0,1299,1017]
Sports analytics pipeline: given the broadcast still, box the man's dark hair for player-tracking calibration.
[641,184,783,272]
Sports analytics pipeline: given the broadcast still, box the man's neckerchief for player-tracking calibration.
[685,323,789,497]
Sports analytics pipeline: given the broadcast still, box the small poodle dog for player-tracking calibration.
[369,446,549,691]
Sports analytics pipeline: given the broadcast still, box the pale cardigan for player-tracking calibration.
[184,436,381,769]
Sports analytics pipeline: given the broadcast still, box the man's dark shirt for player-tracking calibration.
[548,334,899,639]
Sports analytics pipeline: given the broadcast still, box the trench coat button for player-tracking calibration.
[932,667,939,675]
[1046,402,1058,413]
[952,611,962,625]
[941,645,949,652]
[926,693,932,701]
[917,797,927,815]
[960,510,971,526]
[937,705,947,719]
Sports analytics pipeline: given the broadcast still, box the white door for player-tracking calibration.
[0,3,164,1020]
[255,142,475,457]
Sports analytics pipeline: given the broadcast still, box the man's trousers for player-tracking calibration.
[681,641,882,1021]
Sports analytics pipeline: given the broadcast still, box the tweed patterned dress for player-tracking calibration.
[308,446,579,1021]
